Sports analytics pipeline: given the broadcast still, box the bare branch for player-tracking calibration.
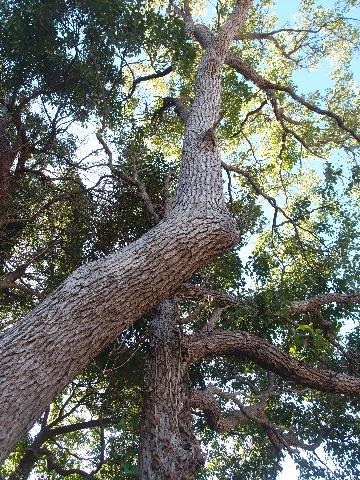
[0,281,45,299]
[265,89,324,157]
[231,99,267,137]
[0,241,59,298]
[221,161,324,249]
[192,383,325,452]
[95,128,160,223]
[41,447,97,479]
[44,417,119,440]
[190,387,264,433]
[127,65,173,99]
[221,161,296,231]
[8,417,117,480]
[237,31,301,62]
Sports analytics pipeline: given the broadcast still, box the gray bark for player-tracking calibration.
[0,201,237,462]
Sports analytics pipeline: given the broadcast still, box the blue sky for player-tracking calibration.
[275,0,360,91]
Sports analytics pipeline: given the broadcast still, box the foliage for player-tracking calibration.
[0,1,359,479]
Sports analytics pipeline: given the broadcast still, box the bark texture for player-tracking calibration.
[0,210,237,461]
[139,300,204,479]
[186,331,360,395]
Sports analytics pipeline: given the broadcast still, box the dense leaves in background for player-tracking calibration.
[0,0,359,479]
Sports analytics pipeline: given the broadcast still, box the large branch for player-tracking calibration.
[0,196,237,464]
[187,19,359,142]
[191,384,324,452]
[190,388,263,433]
[186,331,360,395]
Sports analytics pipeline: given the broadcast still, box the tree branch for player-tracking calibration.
[8,417,117,480]
[41,447,97,479]
[191,382,323,452]
[190,387,254,433]
[186,330,360,395]
[289,293,360,313]
[152,96,189,123]
[225,54,360,142]
[178,283,241,306]
[96,128,160,223]
[127,65,173,99]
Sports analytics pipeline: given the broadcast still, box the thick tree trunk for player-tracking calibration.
[0,1,251,461]
[139,300,204,479]
[0,212,237,462]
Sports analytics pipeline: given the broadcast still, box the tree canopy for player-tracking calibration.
[0,0,359,479]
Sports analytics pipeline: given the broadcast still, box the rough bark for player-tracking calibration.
[186,331,360,395]
[139,300,204,480]
[0,208,237,461]
[0,0,255,461]
[188,15,359,144]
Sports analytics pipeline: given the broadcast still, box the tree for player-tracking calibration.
[0,0,359,478]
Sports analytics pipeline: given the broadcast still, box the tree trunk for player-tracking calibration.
[139,300,204,479]
[0,212,237,462]
[0,1,251,461]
